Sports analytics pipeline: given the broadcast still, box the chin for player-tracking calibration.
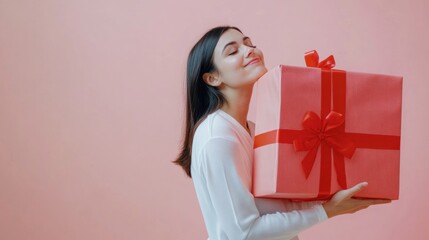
[253,66,268,82]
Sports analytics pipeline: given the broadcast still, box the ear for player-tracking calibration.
[202,72,222,87]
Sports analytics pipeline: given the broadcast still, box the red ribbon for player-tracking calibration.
[293,111,356,183]
[254,50,401,198]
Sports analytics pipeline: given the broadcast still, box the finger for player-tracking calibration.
[351,205,369,213]
[369,199,392,205]
[351,198,392,205]
[349,199,391,209]
[343,182,368,199]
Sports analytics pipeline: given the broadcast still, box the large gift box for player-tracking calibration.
[251,50,402,200]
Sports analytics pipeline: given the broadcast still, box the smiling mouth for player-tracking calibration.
[245,58,261,67]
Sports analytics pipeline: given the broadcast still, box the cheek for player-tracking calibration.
[218,57,244,81]
[224,56,243,69]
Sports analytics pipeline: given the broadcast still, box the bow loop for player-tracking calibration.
[324,111,345,132]
[305,50,336,69]
[302,111,322,133]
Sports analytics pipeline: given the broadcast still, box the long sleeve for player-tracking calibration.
[196,137,327,240]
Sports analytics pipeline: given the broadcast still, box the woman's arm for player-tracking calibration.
[200,138,326,240]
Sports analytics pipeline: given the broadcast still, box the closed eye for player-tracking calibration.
[228,50,238,56]
[228,45,257,56]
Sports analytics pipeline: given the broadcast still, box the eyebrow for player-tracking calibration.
[222,36,251,53]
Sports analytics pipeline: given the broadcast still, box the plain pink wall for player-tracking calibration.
[0,0,428,239]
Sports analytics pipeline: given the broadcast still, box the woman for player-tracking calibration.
[174,26,390,240]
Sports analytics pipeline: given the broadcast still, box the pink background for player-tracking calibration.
[0,0,427,239]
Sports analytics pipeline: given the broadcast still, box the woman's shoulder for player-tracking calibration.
[194,110,238,143]
[191,110,241,171]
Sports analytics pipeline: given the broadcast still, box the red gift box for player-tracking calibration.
[251,50,402,200]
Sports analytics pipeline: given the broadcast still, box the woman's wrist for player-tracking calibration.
[322,202,334,219]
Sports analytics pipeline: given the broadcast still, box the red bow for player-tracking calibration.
[293,111,356,180]
[305,50,336,69]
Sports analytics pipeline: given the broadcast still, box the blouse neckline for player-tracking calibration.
[217,109,254,141]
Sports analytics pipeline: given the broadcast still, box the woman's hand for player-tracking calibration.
[322,182,391,218]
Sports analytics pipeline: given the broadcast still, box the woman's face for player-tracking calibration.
[211,29,267,89]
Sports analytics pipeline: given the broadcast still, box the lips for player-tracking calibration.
[244,58,261,67]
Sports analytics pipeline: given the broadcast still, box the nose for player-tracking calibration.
[245,45,255,58]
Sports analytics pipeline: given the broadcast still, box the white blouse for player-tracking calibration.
[191,109,328,240]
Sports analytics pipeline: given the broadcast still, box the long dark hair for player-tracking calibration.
[174,26,242,178]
